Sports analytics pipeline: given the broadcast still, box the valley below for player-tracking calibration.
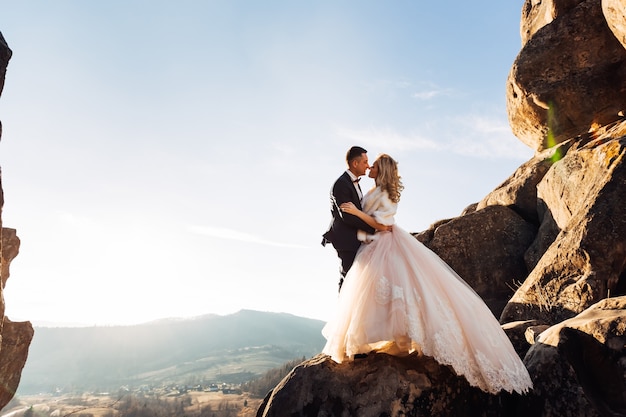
[2,390,263,417]
[0,310,325,417]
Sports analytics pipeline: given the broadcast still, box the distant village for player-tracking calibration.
[49,382,245,398]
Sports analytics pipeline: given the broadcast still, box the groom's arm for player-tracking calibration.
[332,181,376,234]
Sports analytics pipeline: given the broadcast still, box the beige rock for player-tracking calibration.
[535,296,626,346]
[602,0,626,49]
[501,137,626,324]
[502,320,544,358]
[507,0,626,150]
[1,228,19,288]
[522,139,615,271]
[520,0,585,45]
[525,122,626,270]
[519,297,626,416]
[524,325,551,345]
[537,142,617,230]
[0,319,33,408]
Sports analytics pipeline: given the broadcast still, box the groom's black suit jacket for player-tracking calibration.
[322,171,376,251]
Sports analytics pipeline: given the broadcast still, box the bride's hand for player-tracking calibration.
[340,202,358,214]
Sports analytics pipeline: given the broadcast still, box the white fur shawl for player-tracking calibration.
[357,186,397,243]
[362,186,397,226]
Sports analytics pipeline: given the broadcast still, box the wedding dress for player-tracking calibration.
[322,186,533,394]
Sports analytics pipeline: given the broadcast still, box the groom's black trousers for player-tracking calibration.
[337,250,358,292]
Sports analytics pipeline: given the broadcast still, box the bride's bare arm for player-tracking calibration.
[340,202,391,232]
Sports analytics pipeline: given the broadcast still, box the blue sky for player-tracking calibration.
[0,1,533,326]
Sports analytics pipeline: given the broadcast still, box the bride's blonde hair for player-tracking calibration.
[375,154,403,203]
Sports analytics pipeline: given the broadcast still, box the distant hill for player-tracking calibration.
[18,310,326,394]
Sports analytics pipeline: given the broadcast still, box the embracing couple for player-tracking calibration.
[321,146,393,292]
[320,146,533,395]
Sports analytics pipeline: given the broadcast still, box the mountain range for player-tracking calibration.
[17,310,326,395]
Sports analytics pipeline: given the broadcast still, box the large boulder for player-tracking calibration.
[519,297,626,416]
[507,0,626,150]
[0,319,33,408]
[419,205,536,318]
[256,353,520,417]
[501,136,626,324]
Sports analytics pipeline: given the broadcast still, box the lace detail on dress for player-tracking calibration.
[392,284,404,301]
[375,275,405,306]
[474,350,533,394]
[375,276,391,304]
[427,306,474,385]
[405,287,424,343]
[426,312,532,394]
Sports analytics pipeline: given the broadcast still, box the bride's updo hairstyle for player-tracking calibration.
[375,154,404,203]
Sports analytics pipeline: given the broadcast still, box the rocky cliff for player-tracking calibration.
[257,1,626,416]
[0,32,35,410]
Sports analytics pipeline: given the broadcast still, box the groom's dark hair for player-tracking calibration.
[346,146,367,163]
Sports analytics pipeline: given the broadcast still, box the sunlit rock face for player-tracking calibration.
[603,0,626,50]
[507,0,626,150]
[260,2,626,416]
[500,132,626,325]
[520,0,584,46]
[0,32,34,410]
[519,297,626,417]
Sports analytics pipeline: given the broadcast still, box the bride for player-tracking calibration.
[321,153,533,395]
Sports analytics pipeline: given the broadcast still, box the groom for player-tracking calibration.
[322,146,376,291]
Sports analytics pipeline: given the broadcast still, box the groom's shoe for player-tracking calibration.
[354,353,368,359]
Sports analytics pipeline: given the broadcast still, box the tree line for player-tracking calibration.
[240,356,306,397]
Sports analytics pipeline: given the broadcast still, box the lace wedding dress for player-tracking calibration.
[322,186,533,394]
